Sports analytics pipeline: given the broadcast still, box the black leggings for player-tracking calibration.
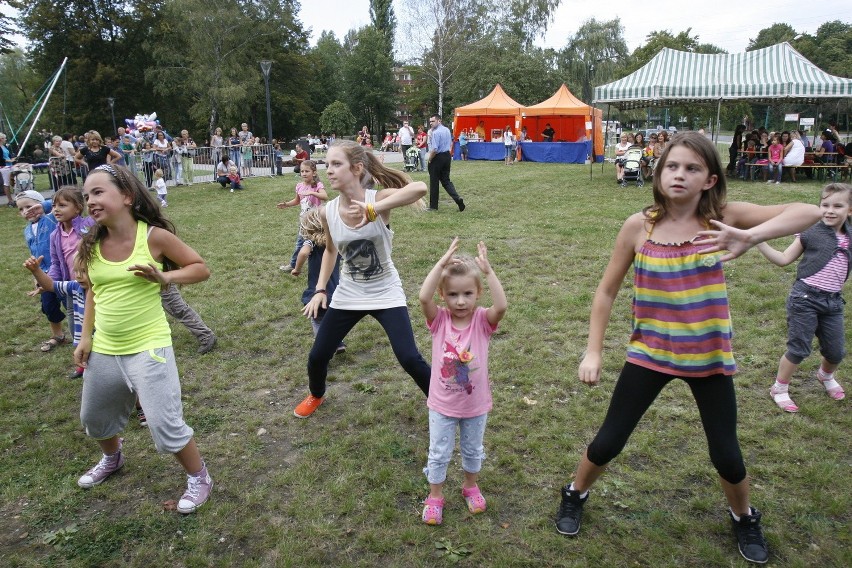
[308,306,430,398]
[586,363,747,484]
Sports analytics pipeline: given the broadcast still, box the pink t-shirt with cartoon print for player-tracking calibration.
[427,306,497,418]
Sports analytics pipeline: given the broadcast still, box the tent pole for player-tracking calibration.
[713,99,721,144]
[602,104,611,174]
[18,57,68,156]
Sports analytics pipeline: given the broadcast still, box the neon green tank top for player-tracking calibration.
[89,221,171,354]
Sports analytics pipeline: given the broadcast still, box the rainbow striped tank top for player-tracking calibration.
[626,236,736,377]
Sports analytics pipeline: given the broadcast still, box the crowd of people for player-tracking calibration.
[728,122,849,183]
[8,117,852,565]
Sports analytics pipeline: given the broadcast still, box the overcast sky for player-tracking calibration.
[300,0,849,55]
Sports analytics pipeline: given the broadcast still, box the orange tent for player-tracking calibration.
[522,84,604,159]
[453,84,523,141]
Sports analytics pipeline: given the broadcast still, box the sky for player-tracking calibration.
[299,0,849,55]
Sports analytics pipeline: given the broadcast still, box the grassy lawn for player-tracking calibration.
[1,161,849,567]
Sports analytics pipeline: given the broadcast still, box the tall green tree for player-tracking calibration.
[307,32,346,132]
[559,18,628,104]
[343,26,397,135]
[369,0,396,57]
[145,0,308,139]
[10,0,164,135]
[0,1,16,54]
[399,0,489,118]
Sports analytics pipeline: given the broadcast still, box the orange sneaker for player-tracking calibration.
[294,394,324,418]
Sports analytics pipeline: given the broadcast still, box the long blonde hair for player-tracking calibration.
[331,139,426,210]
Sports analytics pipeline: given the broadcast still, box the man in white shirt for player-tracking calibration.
[398,121,415,156]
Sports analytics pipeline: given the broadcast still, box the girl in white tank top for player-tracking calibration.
[294,140,431,418]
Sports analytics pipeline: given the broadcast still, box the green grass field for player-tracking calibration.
[1,161,849,567]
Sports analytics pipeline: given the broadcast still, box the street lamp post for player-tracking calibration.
[107,97,117,137]
[260,61,273,144]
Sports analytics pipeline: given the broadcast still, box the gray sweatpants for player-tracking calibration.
[80,347,194,453]
[160,283,214,343]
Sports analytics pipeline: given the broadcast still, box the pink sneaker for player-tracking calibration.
[177,464,213,514]
[78,439,124,488]
[422,496,444,525]
[462,485,487,514]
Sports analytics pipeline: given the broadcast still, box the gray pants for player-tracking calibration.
[81,347,194,453]
[785,280,846,364]
[423,409,487,484]
[160,283,214,344]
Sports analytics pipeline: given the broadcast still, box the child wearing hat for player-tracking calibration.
[16,190,67,351]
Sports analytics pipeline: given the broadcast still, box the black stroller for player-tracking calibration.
[403,146,420,172]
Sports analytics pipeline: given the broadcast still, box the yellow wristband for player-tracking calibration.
[366,203,377,222]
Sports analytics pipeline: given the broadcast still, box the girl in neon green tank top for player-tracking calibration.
[73,164,214,514]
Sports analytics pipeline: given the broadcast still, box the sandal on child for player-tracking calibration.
[816,372,846,400]
[40,334,68,352]
[422,496,444,525]
[769,384,798,412]
[462,485,487,514]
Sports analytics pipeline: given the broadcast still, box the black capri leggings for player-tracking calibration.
[308,306,431,398]
[586,363,747,484]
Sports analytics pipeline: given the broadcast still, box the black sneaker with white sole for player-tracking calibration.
[555,485,588,536]
[730,507,769,564]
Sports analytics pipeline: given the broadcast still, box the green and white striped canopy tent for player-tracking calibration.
[594,42,852,109]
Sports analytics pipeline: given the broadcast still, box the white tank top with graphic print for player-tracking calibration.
[325,190,406,310]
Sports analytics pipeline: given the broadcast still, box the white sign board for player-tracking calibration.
[784,113,799,121]
[800,117,815,126]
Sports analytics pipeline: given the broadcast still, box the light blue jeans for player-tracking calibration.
[423,409,487,484]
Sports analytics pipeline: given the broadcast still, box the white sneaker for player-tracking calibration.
[230,188,234,193]
[766,180,772,184]
[775,181,781,185]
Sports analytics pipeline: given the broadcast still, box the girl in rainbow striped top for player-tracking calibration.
[554,132,820,565]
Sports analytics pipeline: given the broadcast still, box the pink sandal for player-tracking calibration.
[422,496,444,525]
[817,372,846,400]
[462,485,487,514]
[770,384,799,413]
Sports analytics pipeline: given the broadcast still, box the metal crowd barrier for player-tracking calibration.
[48,144,279,190]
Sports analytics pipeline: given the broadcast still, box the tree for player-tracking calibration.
[559,18,628,104]
[746,23,797,51]
[319,100,356,135]
[306,32,346,128]
[449,35,559,108]
[343,26,397,135]
[145,0,308,139]
[0,49,41,141]
[489,0,562,48]
[399,0,488,118]
[10,0,165,135]
[0,1,16,54]
[369,0,396,57]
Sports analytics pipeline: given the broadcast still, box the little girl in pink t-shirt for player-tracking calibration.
[418,238,507,525]
[766,134,785,184]
[277,160,328,273]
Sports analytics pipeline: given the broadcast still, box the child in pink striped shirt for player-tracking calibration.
[758,183,851,412]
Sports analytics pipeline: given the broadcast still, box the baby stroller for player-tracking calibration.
[403,145,420,172]
[11,162,35,195]
[620,146,644,187]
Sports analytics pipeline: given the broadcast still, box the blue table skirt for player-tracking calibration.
[453,141,593,163]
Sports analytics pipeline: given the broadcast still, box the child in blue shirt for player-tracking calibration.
[17,190,66,351]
